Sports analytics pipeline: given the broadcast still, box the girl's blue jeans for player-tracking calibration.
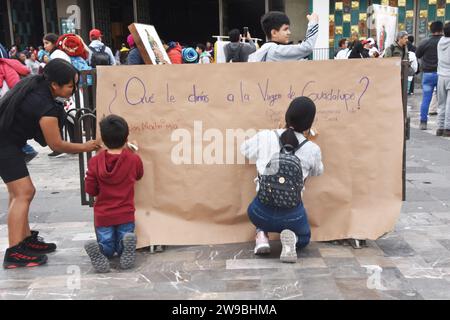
[248,197,311,249]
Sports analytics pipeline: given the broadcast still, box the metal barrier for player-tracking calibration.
[311,48,335,60]
[69,70,97,207]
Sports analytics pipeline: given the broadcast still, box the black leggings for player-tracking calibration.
[0,145,29,184]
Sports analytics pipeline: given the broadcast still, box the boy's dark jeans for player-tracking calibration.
[95,222,135,258]
[248,197,311,249]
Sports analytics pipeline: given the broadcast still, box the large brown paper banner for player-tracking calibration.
[96,59,404,248]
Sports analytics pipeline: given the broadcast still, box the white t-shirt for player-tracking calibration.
[240,129,324,191]
[50,49,71,63]
[0,81,10,99]
[335,48,350,59]
[26,59,41,75]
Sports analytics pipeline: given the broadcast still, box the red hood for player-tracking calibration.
[0,58,30,75]
[170,43,182,53]
[0,58,30,88]
[96,149,135,185]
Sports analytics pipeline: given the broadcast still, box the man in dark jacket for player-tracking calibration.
[348,38,369,59]
[407,35,417,95]
[224,29,256,63]
[408,35,416,53]
[416,21,444,130]
[385,31,409,60]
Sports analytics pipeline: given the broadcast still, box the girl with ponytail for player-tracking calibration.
[241,96,324,264]
[0,59,100,269]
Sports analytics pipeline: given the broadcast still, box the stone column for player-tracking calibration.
[312,0,329,51]
[284,0,309,43]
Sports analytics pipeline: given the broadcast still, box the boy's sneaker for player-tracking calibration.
[85,241,110,273]
[120,233,137,270]
[3,243,48,269]
[23,231,57,254]
[254,231,271,255]
[280,230,298,263]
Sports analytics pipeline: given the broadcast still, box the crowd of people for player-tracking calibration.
[0,11,322,272]
[1,10,449,273]
[334,21,450,137]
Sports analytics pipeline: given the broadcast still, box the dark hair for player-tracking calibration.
[444,22,450,37]
[430,20,444,34]
[43,33,59,54]
[196,43,206,52]
[408,35,414,43]
[229,29,241,42]
[338,38,347,48]
[100,115,129,149]
[280,97,316,149]
[0,59,79,132]
[261,11,290,40]
[44,33,58,44]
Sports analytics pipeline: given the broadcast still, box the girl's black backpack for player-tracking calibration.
[257,131,308,209]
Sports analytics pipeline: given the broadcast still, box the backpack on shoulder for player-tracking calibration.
[89,45,110,67]
[227,43,244,63]
[257,131,308,209]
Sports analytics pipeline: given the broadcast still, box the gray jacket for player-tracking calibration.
[248,22,318,62]
[224,40,256,62]
[438,37,450,78]
[88,40,116,66]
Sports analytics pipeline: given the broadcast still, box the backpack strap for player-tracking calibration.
[295,139,309,152]
[89,45,106,53]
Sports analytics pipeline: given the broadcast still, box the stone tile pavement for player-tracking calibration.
[0,91,450,300]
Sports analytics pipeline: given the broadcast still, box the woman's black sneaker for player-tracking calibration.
[23,231,57,254]
[3,243,48,269]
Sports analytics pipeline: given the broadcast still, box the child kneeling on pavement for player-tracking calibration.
[240,97,324,263]
[84,115,144,273]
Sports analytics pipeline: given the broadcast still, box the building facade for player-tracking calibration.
[0,0,292,51]
[325,0,450,53]
[1,0,448,56]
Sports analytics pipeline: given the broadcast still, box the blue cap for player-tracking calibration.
[182,47,198,63]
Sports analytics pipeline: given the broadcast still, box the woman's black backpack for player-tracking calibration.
[257,132,308,209]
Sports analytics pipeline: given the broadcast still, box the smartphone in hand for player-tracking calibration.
[243,27,249,39]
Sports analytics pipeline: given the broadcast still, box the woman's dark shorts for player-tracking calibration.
[0,144,29,184]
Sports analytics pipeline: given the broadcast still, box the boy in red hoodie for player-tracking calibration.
[84,115,144,273]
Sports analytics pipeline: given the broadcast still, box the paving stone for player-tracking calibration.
[324,258,368,279]
[335,278,381,300]
[319,247,354,258]
[375,290,424,300]
[261,278,303,300]
[402,201,450,213]
[1,117,450,299]
[376,237,416,257]
[408,278,450,300]
[300,275,344,300]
